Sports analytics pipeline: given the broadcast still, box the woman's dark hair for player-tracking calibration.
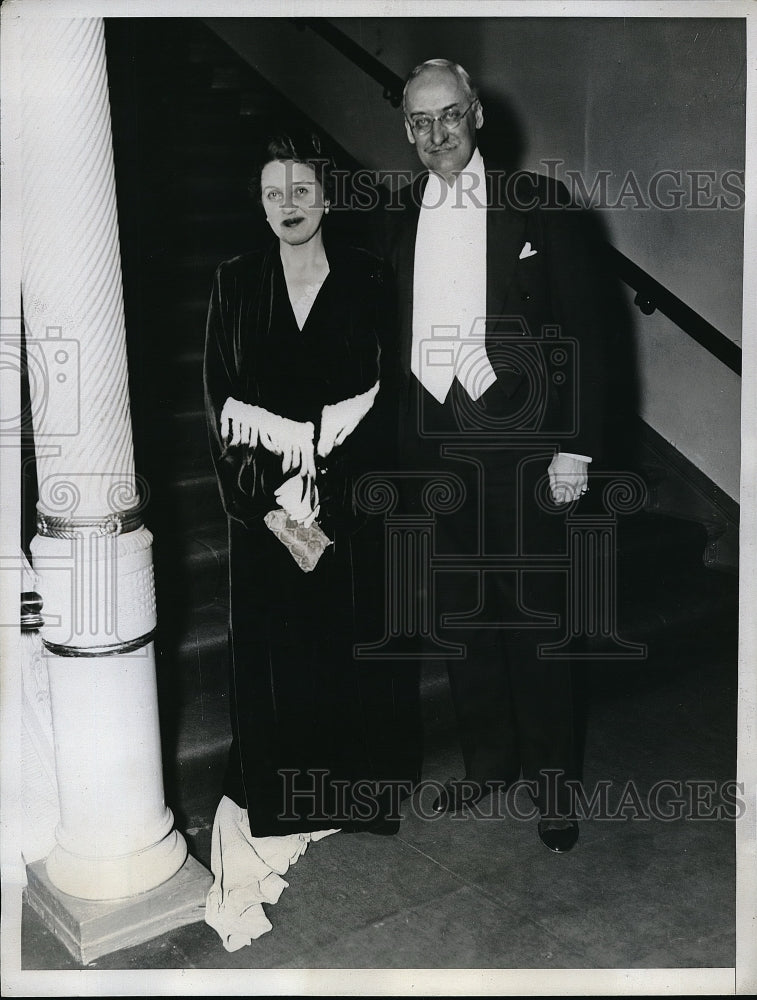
[249,130,337,206]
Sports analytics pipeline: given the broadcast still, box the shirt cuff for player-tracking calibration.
[559,451,592,463]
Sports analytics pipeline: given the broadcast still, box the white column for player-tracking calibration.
[22,18,186,901]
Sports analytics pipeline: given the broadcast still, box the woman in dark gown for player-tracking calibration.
[202,132,420,949]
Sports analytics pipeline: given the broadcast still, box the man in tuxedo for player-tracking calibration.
[383,58,609,852]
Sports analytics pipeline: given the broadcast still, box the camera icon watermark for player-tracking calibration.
[0,317,80,438]
[415,316,579,442]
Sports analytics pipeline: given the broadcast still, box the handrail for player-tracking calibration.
[295,18,743,378]
[605,244,741,376]
[293,18,404,108]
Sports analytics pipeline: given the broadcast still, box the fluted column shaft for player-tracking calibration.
[22,18,186,900]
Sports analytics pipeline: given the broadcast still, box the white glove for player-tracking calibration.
[317,380,380,459]
[257,410,316,479]
[274,474,320,528]
[548,452,589,504]
[220,397,259,448]
[220,397,315,478]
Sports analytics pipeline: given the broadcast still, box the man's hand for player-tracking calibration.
[548,453,589,504]
[317,381,380,458]
[220,397,315,478]
[274,474,320,528]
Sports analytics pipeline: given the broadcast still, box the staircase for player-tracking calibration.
[107,18,273,831]
[103,19,739,845]
[107,18,381,834]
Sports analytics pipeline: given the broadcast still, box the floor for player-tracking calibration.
[16,598,740,991]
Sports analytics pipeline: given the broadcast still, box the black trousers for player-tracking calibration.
[401,378,579,817]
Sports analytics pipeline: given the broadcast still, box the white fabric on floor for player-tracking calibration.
[204,795,338,951]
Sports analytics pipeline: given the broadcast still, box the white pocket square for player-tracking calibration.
[519,241,538,259]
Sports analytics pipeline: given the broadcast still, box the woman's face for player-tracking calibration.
[261,159,327,246]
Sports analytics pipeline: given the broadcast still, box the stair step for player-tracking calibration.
[155,353,205,411]
[142,271,220,322]
[165,83,247,112]
[155,410,212,480]
[166,141,247,169]
[615,510,709,566]
[183,522,229,607]
[176,347,204,368]
[185,30,253,66]
[151,254,235,300]
[156,549,227,628]
[158,303,208,341]
[175,598,228,663]
[239,91,288,118]
[146,192,256,231]
[615,562,735,641]
[170,172,251,208]
[169,111,248,142]
[181,209,259,229]
[170,215,265,257]
[157,598,229,692]
[166,688,231,829]
[147,475,225,535]
[211,64,243,90]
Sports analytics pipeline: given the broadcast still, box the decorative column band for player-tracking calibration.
[21,591,44,631]
[37,506,143,538]
[30,525,157,651]
[42,629,157,658]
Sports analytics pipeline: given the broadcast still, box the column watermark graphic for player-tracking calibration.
[355,312,648,661]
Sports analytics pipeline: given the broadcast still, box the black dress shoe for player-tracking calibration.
[431,779,492,814]
[537,819,579,853]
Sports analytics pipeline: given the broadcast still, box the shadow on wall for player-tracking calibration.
[475,89,642,474]
[476,88,528,176]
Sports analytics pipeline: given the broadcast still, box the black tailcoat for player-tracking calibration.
[383,166,609,808]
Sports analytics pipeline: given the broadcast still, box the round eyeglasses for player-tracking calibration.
[405,99,477,136]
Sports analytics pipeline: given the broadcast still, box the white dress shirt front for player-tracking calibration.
[411,148,496,404]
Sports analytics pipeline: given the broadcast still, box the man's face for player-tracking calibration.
[404,66,483,183]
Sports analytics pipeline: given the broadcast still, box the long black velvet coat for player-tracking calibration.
[204,239,421,836]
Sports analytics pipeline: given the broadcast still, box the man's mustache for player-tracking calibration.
[423,138,459,152]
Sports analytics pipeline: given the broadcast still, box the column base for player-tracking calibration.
[24,853,212,966]
[46,825,187,901]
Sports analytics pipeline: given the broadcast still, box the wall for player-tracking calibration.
[206,14,745,501]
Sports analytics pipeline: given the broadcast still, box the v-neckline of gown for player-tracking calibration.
[279,254,332,334]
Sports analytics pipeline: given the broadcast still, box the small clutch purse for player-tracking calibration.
[263,509,332,573]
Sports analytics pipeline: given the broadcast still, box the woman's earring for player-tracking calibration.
[324,202,330,215]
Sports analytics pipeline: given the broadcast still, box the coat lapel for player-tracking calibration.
[392,174,425,381]
[485,170,529,330]
[485,170,533,398]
